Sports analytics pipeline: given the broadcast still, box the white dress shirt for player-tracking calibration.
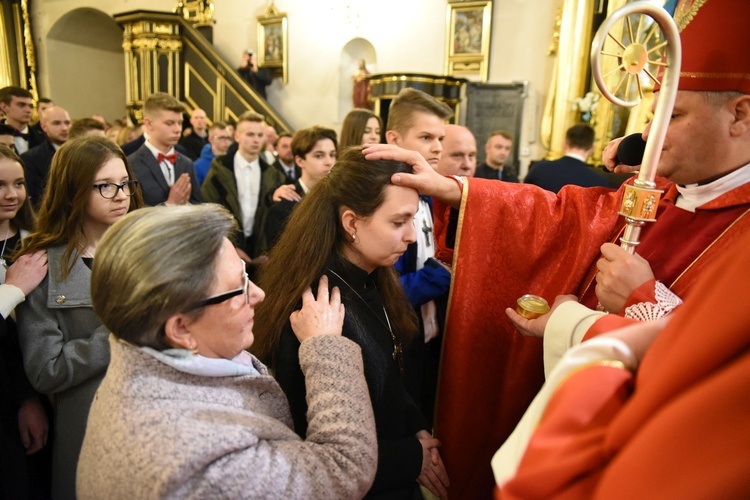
[413,198,439,342]
[144,140,176,186]
[234,154,261,238]
[13,126,31,154]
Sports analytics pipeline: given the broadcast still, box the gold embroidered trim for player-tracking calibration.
[554,359,631,392]
[669,207,750,289]
[674,0,708,33]
[444,176,470,328]
[578,226,626,302]
[681,71,750,79]
[579,207,750,303]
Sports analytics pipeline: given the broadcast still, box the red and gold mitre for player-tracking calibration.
[674,0,750,92]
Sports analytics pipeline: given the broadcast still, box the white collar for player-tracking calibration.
[564,152,587,163]
[140,345,261,377]
[235,153,260,169]
[675,162,750,212]
[299,178,309,194]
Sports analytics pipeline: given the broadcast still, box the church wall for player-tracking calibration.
[31,0,558,171]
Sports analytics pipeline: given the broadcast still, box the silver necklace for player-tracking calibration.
[327,268,404,374]
[0,225,11,269]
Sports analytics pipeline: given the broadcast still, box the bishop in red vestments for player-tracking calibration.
[498,219,750,499]
[364,1,750,497]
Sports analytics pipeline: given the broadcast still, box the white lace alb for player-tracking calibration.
[624,281,683,321]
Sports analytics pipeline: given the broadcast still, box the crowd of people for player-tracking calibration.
[0,0,748,497]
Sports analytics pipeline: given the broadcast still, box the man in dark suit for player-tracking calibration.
[524,123,610,193]
[21,105,71,207]
[0,86,46,154]
[475,130,519,182]
[178,108,209,160]
[127,93,202,206]
[271,132,300,183]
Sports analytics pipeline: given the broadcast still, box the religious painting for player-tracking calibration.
[445,0,493,82]
[257,3,288,83]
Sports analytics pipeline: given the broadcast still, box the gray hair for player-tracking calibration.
[700,90,745,108]
[91,204,237,349]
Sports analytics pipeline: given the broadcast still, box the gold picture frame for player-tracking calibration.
[444,0,493,82]
[256,3,288,84]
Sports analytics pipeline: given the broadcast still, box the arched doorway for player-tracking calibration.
[338,37,376,123]
[46,8,125,121]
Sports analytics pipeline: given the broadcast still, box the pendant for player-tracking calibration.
[0,258,6,269]
[392,343,404,375]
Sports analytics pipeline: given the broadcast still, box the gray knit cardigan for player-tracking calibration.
[77,335,377,499]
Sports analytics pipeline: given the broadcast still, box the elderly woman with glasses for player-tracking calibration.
[76,204,377,499]
[15,136,143,499]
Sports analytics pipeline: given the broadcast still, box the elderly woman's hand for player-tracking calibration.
[6,250,48,297]
[290,275,346,342]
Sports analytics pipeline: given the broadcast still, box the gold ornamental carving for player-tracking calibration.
[174,1,215,27]
[154,23,176,35]
[131,38,159,50]
[619,184,662,221]
[158,40,183,52]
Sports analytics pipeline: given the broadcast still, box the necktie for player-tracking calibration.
[13,129,30,141]
[158,152,177,164]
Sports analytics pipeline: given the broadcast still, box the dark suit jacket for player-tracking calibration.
[475,162,519,183]
[178,131,208,161]
[262,180,304,252]
[127,145,203,206]
[120,135,146,156]
[21,140,57,207]
[523,155,611,194]
[272,160,301,185]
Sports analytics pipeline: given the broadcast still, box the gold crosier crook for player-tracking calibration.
[591,1,682,254]
[515,2,681,319]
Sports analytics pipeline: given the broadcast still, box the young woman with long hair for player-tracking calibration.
[253,147,449,499]
[339,109,382,151]
[0,145,51,498]
[15,136,143,499]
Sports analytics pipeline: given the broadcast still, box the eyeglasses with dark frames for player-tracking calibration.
[190,262,250,310]
[93,180,140,199]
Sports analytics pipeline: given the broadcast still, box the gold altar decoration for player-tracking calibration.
[173,1,215,27]
[444,0,493,82]
[591,1,680,252]
[0,0,38,99]
[540,0,594,159]
[120,17,183,123]
[257,2,288,84]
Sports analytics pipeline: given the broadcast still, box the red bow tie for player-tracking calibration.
[158,152,177,164]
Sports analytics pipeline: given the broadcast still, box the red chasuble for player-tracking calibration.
[501,227,750,499]
[432,177,750,499]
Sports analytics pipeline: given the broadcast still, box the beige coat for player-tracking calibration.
[77,335,377,499]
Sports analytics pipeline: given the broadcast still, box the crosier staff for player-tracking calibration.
[591,1,682,253]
